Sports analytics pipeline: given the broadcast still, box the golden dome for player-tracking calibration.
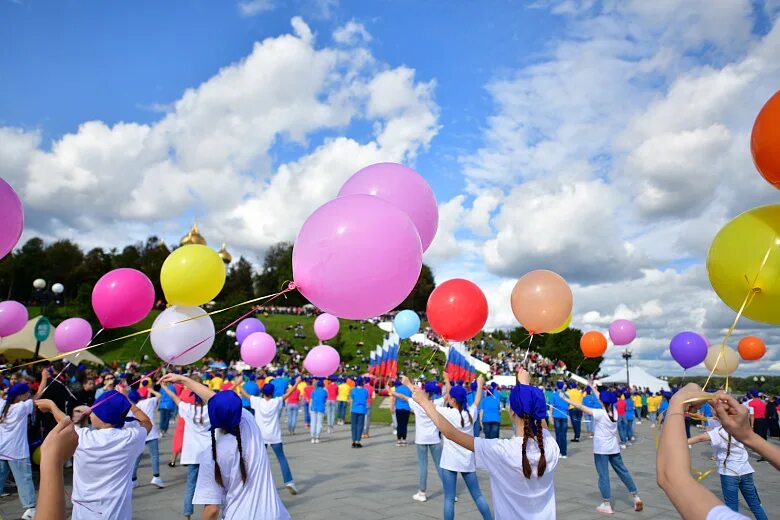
[218,242,232,264]
[180,224,207,246]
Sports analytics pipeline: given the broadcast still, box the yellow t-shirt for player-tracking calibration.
[297,381,308,393]
[648,395,661,412]
[632,395,642,409]
[208,377,224,390]
[337,383,351,401]
[567,388,584,407]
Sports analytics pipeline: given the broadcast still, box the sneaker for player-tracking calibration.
[651,424,656,428]
[596,502,614,514]
[315,438,320,444]
[412,491,427,502]
[22,508,36,520]
[311,438,316,444]
[151,476,166,488]
[286,483,298,495]
[631,437,636,441]
[454,496,458,502]
[132,479,139,489]
[633,495,644,511]
[351,442,357,448]
[168,461,177,468]
[620,444,626,450]
[561,455,568,459]
[355,442,363,448]
[570,438,579,442]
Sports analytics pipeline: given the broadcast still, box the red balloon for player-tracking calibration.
[426,279,488,342]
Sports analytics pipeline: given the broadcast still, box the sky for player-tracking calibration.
[2,0,780,376]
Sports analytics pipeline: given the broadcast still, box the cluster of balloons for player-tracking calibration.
[510,270,572,334]
[231,317,274,368]
[299,313,342,378]
[292,163,437,320]
[427,279,488,342]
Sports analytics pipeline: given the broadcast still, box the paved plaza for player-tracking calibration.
[1,417,779,519]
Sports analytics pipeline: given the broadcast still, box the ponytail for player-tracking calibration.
[211,430,224,488]
[521,419,532,478]
[235,428,248,485]
[535,418,547,477]
[520,416,548,479]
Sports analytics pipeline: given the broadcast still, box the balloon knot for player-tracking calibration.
[287,282,298,291]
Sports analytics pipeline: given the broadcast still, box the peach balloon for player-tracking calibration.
[510,270,573,333]
[704,345,740,376]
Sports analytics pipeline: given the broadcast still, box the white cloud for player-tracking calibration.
[237,0,275,17]
[333,20,371,45]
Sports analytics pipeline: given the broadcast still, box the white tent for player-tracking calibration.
[0,317,104,365]
[597,366,669,393]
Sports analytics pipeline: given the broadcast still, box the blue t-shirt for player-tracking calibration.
[311,388,327,413]
[583,394,601,409]
[395,385,412,411]
[350,387,369,415]
[242,381,260,408]
[480,394,501,423]
[700,402,713,418]
[658,399,669,418]
[272,377,289,398]
[159,384,178,411]
[626,399,635,421]
[550,392,570,419]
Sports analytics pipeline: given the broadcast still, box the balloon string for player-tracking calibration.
[522,333,534,364]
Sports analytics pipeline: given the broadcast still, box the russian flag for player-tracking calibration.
[369,350,376,375]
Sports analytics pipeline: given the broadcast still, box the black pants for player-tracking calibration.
[396,409,410,440]
[754,418,768,440]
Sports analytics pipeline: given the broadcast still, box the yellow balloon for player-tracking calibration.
[161,245,226,306]
[31,446,41,465]
[707,205,780,324]
[703,345,740,376]
[549,314,572,334]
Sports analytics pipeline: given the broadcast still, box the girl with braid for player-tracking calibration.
[413,368,559,519]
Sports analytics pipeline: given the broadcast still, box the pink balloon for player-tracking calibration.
[92,268,155,329]
[338,163,438,251]
[0,178,23,260]
[54,318,93,353]
[0,301,28,336]
[608,319,637,346]
[303,344,341,377]
[292,195,423,320]
[241,332,277,368]
[314,313,339,341]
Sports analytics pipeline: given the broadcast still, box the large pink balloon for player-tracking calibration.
[609,319,636,346]
[314,313,339,341]
[0,178,24,260]
[338,163,438,251]
[0,301,28,336]
[303,344,341,377]
[92,268,155,329]
[54,318,93,353]
[292,195,423,320]
[241,332,277,368]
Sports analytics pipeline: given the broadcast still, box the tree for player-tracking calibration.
[396,264,435,312]
[223,257,255,302]
[253,242,307,306]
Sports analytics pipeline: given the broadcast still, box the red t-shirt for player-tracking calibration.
[304,385,314,401]
[366,384,375,405]
[287,388,301,405]
[616,399,627,416]
[749,398,767,419]
[326,383,338,401]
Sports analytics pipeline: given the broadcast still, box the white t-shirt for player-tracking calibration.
[707,505,750,520]
[707,427,753,476]
[437,404,478,472]
[179,402,212,465]
[409,398,443,445]
[592,409,621,455]
[249,396,283,445]
[475,429,560,520]
[132,397,159,442]
[0,399,33,460]
[72,426,147,520]
[193,409,290,520]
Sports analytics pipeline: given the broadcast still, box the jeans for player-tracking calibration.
[159,407,175,433]
[473,419,482,437]
[326,400,337,427]
[268,443,294,485]
[626,419,634,440]
[648,411,657,424]
[440,469,493,520]
[396,409,410,440]
[584,413,595,434]
[594,453,637,500]
[133,439,160,480]
[554,418,568,456]
[483,422,500,439]
[618,416,629,442]
[303,401,311,426]
[351,413,366,442]
[311,411,324,439]
[0,458,36,508]
[641,405,647,419]
[287,404,299,434]
[364,407,371,435]
[416,443,443,492]
[337,400,347,421]
[720,473,768,520]
[753,418,768,440]
[183,464,199,516]
[570,408,582,440]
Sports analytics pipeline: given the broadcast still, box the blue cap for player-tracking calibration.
[248,373,256,382]
[568,381,577,389]
[449,386,468,407]
[6,383,30,401]
[585,387,592,395]
[356,376,364,386]
[424,382,439,394]
[600,390,617,405]
[316,380,324,388]
[208,391,242,431]
[556,381,565,390]
[92,390,133,427]
[750,390,759,397]
[141,380,149,387]
[490,382,498,389]
[261,383,275,397]
[662,391,672,399]
[128,390,141,404]
[470,381,478,391]
[509,384,547,420]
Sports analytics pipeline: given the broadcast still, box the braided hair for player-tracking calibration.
[520,416,548,479]
[211,427,248,489]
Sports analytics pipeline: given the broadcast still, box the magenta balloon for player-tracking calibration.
[0,301,28,336]
[292,195,423,320]
[54,318,93,353]
[241,332,277,368]
[303,344,341,377]
[338,163,438,251]
[0,178,23,260]
[608,319,637,346]
[313,313,339,341]
[92,268,155,329]
[236,318,266,345]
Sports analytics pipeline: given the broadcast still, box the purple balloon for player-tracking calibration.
[241,332,277,368]
[0,301,28,336]
[338,163,438,251]
[609,319,637,346]
[292,194,423,320]
[670,331,708,369]
[236,317,266,345]
[314,313,339,341]
[0,178,24,260]
[54,318,93,353]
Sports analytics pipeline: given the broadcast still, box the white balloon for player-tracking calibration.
[33,278,46,289]
[704,345,740,376]
[150,306,214,366]
[51,283,64,294]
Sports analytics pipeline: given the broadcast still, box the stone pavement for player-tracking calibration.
[1,417,779,519]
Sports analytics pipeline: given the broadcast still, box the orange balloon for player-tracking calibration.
[580,331,607,358]
[751,90,780,189]
[510,270,573,334]
[737,336,766,361]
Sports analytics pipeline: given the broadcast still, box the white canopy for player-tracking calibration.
[0,317,104,365]
[597,366,669,393]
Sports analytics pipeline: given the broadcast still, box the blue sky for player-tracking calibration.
[2,0,780,375]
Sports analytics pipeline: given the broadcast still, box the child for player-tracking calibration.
[393,379,412,446]
[348,376,369,448]
[309,380,327,443]
[563,388,644,514]
[689,426,768,519]
[480,383,502,440]
[128,388,166,489]
[413,369,560,519]
[582,387,600,439]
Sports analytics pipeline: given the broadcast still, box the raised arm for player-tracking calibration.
[34,399,68,423]
[158,382,181,406]
[472,375,485,410]
[412,385,474,452]
[442,371,451,397]
[130,402,153,434]
[34,369,49,399]
[36,418,78,520]
[161,374,215,403]
[561,392,595,416]
[713,391,780,471]
[385,385,410,402]
[282,377,301,401]
[687,433,710,446]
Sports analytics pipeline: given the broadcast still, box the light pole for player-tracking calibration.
[31,279,64,359]
[622,348,633,389]
[753,376,766,390]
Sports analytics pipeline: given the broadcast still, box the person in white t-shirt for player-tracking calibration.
[239,376,300,495]
[128,388,166,489]
[160,374,211,520]
[37,387,152,520]
[413,368,560,520]
[562,387,643,514]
